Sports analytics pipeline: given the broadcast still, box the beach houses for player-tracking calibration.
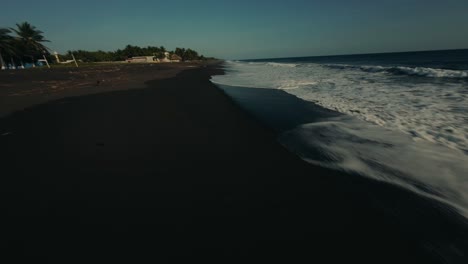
[126,56,157,63]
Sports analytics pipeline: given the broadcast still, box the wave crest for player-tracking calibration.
[266,62,298,68]
[326,64,468,79]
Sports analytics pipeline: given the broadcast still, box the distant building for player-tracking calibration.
[125,53,181,63]
[170,54,182,62]
[158,52,171,63]
[126,56,157,63]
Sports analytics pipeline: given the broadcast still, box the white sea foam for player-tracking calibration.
[396,66,468,78]
[211,60,468,217]
[266,62,298,68]
[212,61,468,153]
[279,116,468,218]
[325,64,468,78]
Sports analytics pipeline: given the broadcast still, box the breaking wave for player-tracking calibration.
[325,64,468,79]
[212,57,468,217]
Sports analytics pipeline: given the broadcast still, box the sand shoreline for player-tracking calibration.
[1,63,467,263]
[0,62,214,118]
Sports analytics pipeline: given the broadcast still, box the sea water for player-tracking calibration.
[211,49,468,218]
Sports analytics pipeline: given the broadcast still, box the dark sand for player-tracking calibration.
[0,63,467,263]
[0,63,200,118]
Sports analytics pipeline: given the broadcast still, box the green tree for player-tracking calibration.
[173,47,202,61]
[184,49,199,61]
[68,45,204,63]
[0,28,15,69]
[174,47,186,60]
[10,22,50,64]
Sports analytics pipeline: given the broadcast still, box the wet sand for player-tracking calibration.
[0,63,467,263]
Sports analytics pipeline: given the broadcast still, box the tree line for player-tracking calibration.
[63,45,206,63]
[0,22,50,68]
[1,22,209,68]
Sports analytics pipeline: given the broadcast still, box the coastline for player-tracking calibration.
[1,63,467,263]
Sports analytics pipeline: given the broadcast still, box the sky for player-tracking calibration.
[1,0,468,59]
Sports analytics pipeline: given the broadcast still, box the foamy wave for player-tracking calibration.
[241,61,298,67]
[391,66,468,78]
[326,64,468,78]
[266,62,298,68]
[213,59,468,218]
[214,60,468,154]
[279,116,468,218]
[278,80,317,90]
[213,59,468,219]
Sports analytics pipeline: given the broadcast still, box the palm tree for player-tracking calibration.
[0,28,15,69]
[10,22,50,65]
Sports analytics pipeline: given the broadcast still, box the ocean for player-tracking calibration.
[211,49,468,218]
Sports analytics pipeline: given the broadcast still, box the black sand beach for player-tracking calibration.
[1,63,467,263]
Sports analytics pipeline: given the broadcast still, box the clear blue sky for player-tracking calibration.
[1,0,468,59]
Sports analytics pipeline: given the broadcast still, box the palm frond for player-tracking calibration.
[10,22,51,56]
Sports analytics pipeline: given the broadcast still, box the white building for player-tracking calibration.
[126,56,157,63]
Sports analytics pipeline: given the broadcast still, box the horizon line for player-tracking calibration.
[239,47,468,61]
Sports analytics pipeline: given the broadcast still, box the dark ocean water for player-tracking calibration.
[249,49,468,71]
[212,49,468,219]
